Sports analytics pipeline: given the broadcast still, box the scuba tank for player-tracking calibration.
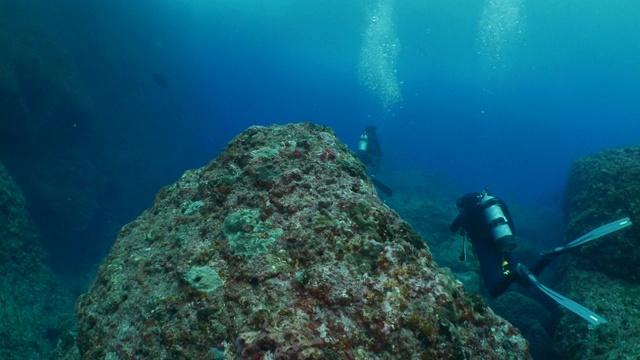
[478,189,517,253]
[358,132,369,151]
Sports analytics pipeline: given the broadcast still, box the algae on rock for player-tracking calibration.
[555,145,640,359]
[75,123,531,360]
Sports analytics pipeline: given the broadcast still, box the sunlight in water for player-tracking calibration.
[478,0,525,69]
[358,0,401,114]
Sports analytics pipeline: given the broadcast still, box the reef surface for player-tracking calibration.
[555,146,640,359]
[76,123,530,359]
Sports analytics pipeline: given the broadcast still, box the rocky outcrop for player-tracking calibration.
[555,146,640,359]
[76,123,530,359]
[564,147,640,281]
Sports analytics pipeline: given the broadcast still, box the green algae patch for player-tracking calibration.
[250,146,281,159]
[223,209,283,257]
[185,266,225,292]
[312,209,338,230]
[76,123,531,360]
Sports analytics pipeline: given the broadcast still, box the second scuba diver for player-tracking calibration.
[356,125,393,197]
[450,188,632,326]
[357,126,382,176]
[450,189,551,297]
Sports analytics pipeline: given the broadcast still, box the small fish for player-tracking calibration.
[153,74,168,87]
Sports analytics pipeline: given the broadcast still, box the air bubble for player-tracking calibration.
[477,0,525,69]
[358,0,402,114]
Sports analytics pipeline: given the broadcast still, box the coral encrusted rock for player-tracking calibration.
[554,146,640,359]
[564,146,640,281]
[76,123,530,359]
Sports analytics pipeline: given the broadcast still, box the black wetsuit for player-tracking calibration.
[357,128,382,175]
[450,192,552,297]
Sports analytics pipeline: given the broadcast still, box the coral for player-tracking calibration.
[184,266,225,292]
[223,208,283,257]
[75,123,531,359]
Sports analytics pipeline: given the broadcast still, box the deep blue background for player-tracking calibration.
[44,0,640,267]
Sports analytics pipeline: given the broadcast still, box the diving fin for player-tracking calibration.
[371,177,393,197]
[540,217,632,259]
[517,265,606,328]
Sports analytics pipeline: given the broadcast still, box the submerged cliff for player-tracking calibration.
[76,123,530,359]
[0,162,73,359]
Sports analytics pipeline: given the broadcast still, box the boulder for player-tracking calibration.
[76,123,530,359]
[555,146,640,359]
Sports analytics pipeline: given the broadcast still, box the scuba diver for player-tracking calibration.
[450,188,632,327]
[357,126,392,196]
[357,126,382,176]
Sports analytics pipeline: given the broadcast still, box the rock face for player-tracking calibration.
[76,123,530,359]
[0,162,73,359]
[556,146,640,359]
[564,147,640,281]
[0,2,111,269]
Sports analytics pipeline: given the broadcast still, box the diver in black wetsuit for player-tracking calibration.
[450,188,631,325]
[357,126,382,176]
[450,189,552,297]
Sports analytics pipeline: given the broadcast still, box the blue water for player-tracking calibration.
[69,1,639,204]
[4,1,638,357]
[39,0,640,267]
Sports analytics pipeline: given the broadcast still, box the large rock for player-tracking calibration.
[564,146,640,281]
[555,146,640,359]
[76,123,530,359]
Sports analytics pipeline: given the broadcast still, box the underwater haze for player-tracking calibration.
[0,0,635,274]
[66,0,640,207]
[3,0,635,272]
[2,0,640,358]
[50,0,639,206]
